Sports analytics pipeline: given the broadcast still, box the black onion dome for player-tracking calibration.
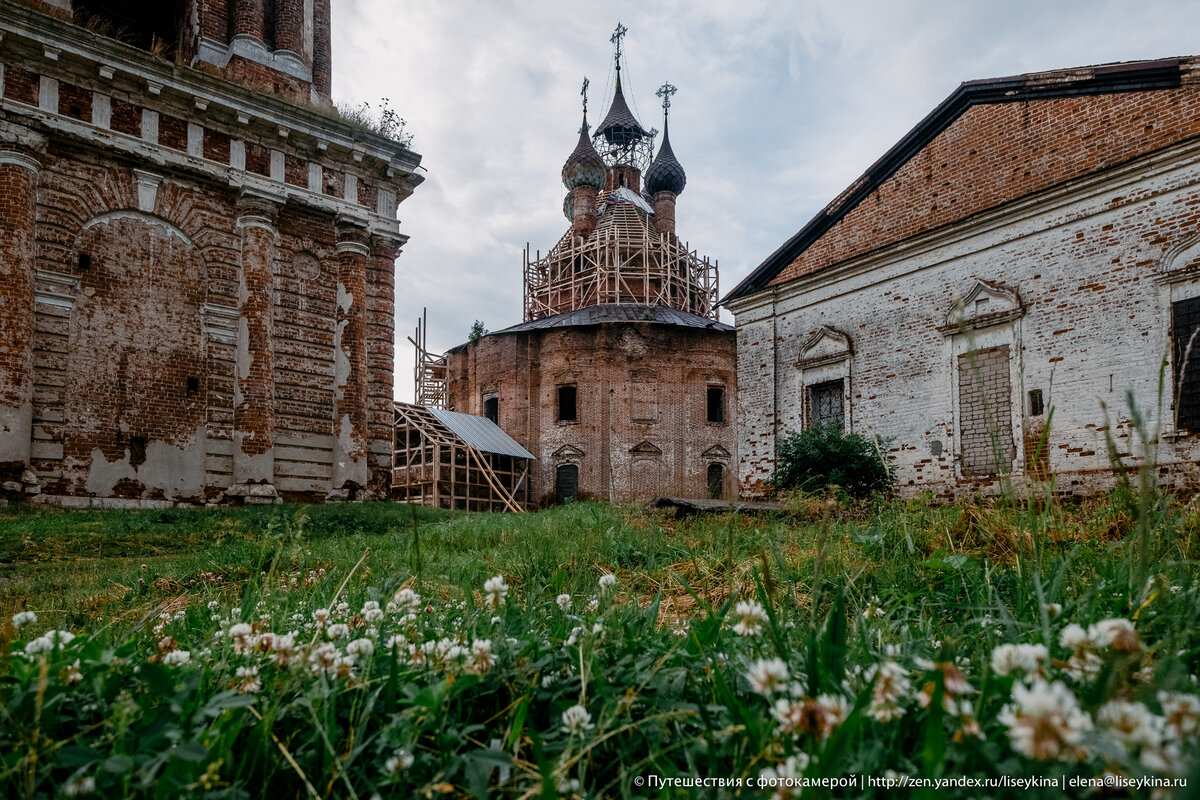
[563,193,574,221]
[644,117,686,195]
[561,113,607,191]
[595,75,649,149]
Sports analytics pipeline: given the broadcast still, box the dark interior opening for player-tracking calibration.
[706,385,725,424]
[707,462,724,499]
[73,0,189,62]
[129,435,147,468]
[1028,388,1044,417]
[556,463,579,503]
[557,385,577,421]
[483,395,498,424]
[186,376,200,396]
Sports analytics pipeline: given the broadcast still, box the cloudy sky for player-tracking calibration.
[332,0,1200,400]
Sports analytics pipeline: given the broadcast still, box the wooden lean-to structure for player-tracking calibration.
[392,402,533,511]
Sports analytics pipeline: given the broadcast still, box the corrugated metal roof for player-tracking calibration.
[491,304,735,334]
[427,407,535,460]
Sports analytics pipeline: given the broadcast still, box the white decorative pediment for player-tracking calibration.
[553,444,585,462]
[702,444,731,460]
[1161,236,1200,281]
[629,440,662,457]
[942,280,1022,333]
[797,326,852,369]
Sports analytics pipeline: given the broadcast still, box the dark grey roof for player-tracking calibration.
[644,117,686,196]
[491,304,734,334]
[594,76,649,149]
[427,407,535,460]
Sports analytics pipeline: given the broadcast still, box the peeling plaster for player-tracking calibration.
[85,425,206,499]
[0,402,32,463]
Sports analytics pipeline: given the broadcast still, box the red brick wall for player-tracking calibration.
[772,82,1200,286]
[110,99,141,137]
[57,82,92,122]
[2,65,38,106]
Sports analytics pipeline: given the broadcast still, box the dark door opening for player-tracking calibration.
[707,462,725,499]
[556,463,579,503]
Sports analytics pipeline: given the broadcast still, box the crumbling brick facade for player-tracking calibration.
[0,0,422,505]
[726,58,1200,496]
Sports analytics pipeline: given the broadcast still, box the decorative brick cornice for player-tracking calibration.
[0,149,41,173]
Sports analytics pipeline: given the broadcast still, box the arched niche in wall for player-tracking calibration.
[941,280,1025,480]
[797,326,852,432]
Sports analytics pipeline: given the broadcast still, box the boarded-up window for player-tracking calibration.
[808,380,844,430]
[1173,297,1200,432]
[631,370,657,423]
[555,463,579,503]
[958,345,1015,476]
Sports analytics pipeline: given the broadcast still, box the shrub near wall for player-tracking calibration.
[772,426,895,498]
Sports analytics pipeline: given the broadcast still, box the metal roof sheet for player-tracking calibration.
[427,407,535,460]
[491,304,735,334]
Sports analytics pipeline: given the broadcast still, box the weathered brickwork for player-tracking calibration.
[729,58,1200,497]
[446,323,737,504]
[0,1,422,504]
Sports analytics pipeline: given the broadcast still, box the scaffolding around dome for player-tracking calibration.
[522,201,718,322]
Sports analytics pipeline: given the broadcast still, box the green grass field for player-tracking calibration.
[1,490,1199,798]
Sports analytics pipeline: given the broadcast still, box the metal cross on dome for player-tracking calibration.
[610,22,628,66]
[656,81,677,113]
[580,77,590,114]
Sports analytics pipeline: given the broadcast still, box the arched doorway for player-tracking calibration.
[707,462,725,499]
[555,462,579,503]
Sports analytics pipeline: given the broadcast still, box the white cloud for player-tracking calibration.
[332,0,1200,400]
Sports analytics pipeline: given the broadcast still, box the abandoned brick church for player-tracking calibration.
[726,57,1200,496]
[442,33,737,504]
[0,0,421,505]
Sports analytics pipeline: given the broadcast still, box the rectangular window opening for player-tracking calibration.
[482,394,498,424]
[808,379,845,431]
[557,385,577,422]
[1173,297,1200,431]
[1028,389,1044,417]
[707,385,725,424]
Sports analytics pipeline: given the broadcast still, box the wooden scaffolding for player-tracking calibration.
[523,201,719,322]
[392,402,533,512]
[408,308,448,408]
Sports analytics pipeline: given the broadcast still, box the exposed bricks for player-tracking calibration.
[244,141,270,176]
[331,222,370,498]
[203,129,231,163]
[110,98,141,137]
[312,0,332,96]
[322,168,343,198]
[2,65,38,106]
[56,82,91,122]
[772,85,1200,287]
[284,153,307,187]
[357,180,377,211]
[158,113,188,152]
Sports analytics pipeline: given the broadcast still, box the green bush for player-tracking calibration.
[772,425,895,498]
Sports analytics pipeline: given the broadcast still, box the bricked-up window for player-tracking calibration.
[631,370,657,423]
[482,394,498,424]
[957,345,1015,476]
[1173,297,1200,431]
[707,463,725,499]
[707,385,726,424]
[557,385,577,422]
[808,380,844,430]
[556,463,579,503]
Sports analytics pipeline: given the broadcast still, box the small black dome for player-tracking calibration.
[594,75,649,152]
[644,118,686,196]
[561,113,607,191]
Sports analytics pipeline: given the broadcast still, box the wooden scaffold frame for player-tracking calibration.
[523,203,719,322]
[392,402,532,512]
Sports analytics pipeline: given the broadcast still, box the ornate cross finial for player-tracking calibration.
[580,76,590,115]
[610,22,628,69]
[656,81,677,113]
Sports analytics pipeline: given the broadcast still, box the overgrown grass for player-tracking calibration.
[1,491,1199,798]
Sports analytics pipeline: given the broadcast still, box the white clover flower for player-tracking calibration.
[62,775,96,797]
[732,600,768,637]
[556,594,571,611]
[561,704,594,735]
[586,598,599,614]
[326,623,350,640]
[12,611,36,628]
[312,608,330,627]
[470,639,494,672]
[384,748,414,775]
[361,601,385,624]
[1058,623,1091,649]
[271,633,298,666]
[162,650,191,667]
[309,643,339,676]
[1090,618,1140,651]
[230,607,241,617]
[484,575,509,607]
[598,573,617,592]
[746,658,789,695]
[346,638,375,659]
[862,595,886,619]
[1098,700,1163,748]
[867,661,911,722]
[390,588,421,613]
[759,754,810,800]
[64,660,83,685]
[566,626,582,646]
[235,665,261,694]
[990,643,1049,680]
[1044,602,1063,618]
[1158,692,1200,740]
[999,679,1093,761]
